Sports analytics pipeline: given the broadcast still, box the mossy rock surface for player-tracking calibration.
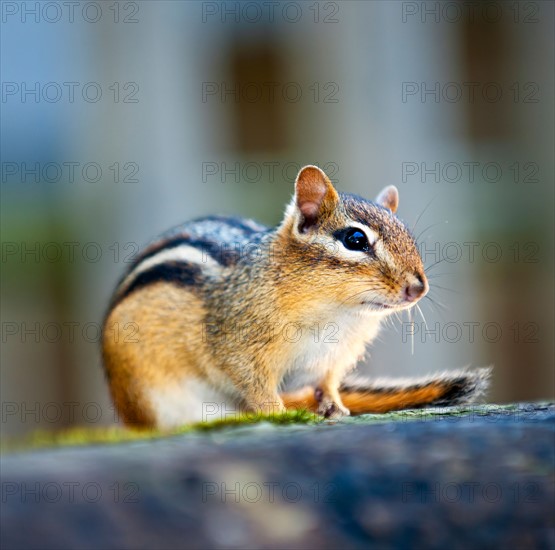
[2,403,554,549]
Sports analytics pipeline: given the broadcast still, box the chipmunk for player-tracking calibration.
[102,165,490,429]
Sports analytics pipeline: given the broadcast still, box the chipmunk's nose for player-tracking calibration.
[404,273,428,302]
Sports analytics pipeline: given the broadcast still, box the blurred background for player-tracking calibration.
[1,1,553,436]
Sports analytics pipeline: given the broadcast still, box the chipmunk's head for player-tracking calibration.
[280,165,428,314]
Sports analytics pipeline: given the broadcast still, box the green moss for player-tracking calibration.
[2,409,321,454]
[190,408,320,432]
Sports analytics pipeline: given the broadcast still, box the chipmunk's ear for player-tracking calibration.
[375,185,399,213]
[295,165,339,232]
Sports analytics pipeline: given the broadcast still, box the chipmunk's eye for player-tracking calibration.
[342,228,369,252]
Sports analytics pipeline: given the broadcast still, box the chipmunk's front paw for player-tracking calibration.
[315,387,350,418]
[317,399,350,419]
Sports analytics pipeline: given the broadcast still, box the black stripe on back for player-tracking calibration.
[112,261,203,308]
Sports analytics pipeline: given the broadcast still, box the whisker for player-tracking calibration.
[415,303,428,331]
[425,258,448,273]
[423,294,448,311]
[426,273,455,280]
[415,220,447,244]
[429,284,459,294]
[407,306,417,355]
[412,194,439,234]
[338,288,375,306]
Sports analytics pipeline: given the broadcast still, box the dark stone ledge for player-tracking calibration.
[1,403,554,549]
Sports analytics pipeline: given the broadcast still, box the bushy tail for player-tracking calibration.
[281,368,492,415]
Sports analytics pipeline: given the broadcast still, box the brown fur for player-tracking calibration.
[103,283,212,427]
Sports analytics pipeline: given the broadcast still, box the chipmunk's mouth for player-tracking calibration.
[360,301,396,310]
[360,300,419,312]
